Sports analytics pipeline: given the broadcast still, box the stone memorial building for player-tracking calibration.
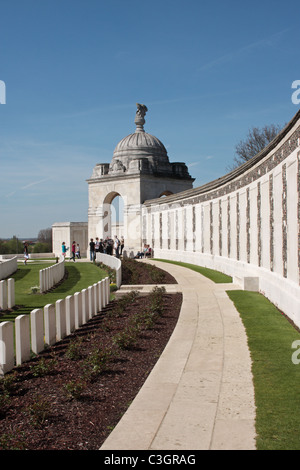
[53,105,300,328]
[53,103,194,257]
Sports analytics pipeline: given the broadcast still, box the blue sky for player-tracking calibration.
[0,0,299,238]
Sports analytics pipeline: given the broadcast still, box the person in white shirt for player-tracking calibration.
[114,235,120,258]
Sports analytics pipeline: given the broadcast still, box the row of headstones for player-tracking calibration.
[0,278,15,310]
[39,257,65,293]
[0,277,110,376]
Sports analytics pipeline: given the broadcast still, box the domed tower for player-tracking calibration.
[87,103,194,254]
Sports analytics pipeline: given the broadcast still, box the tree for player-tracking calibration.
[0,237,24,254]
[38,228,52,244]
[37,228,52,252]
[32,242,51,253]
[230,124,282,169]
[0,240,9,254]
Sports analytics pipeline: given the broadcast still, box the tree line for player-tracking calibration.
[0,228,52,255]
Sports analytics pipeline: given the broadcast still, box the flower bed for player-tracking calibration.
[0,285,182,450]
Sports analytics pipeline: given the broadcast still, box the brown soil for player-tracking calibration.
[121,258,177,285]
[0,261,182,450]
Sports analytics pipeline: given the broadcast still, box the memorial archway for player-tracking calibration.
[103,192,124,240]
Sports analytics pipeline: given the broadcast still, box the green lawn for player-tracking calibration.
[227,290,300,450]
[1,260,108,322]
[154,259,232,283]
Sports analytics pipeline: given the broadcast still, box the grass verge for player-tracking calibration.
[154,259,232,283]
[227,290,300,450]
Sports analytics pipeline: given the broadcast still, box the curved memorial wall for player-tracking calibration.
[142,110,300,328]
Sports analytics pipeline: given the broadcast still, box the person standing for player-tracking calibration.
[114,235,120,258]
[24,242,29,265]
[75,243,81,259]
[120,236,124,256]
[70,241,76,262]
[89,238,95,262]
[95,237,100,255]
[62,242,67,258]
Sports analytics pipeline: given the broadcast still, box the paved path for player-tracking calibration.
[100,259,256,450]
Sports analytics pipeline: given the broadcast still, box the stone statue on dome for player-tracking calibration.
[136,103,148,118]
[135,103,148,132]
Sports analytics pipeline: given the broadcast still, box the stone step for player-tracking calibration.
[115,284,182,297]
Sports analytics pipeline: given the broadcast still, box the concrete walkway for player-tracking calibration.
[100,259,257,450]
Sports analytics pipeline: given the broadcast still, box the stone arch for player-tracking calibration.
[103,191,121,205]
[102,191,124,239]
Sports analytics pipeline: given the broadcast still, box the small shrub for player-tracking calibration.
[0,374,17,417]
[149,286,166,316]
[109,302,125,318]
[113,324,140,350]
[139,309,158,330]
[25,395,51,427]
[147,265,165,283]
[0,393,11,417]
[63,379,87,401]
[110,283,118,292]
[30,356,57,377]
[65,337,84,361]
[83,345,115,380]
[0,372,18,395]
[150,285,166,299]
[108,290,139,318]
[0,430,27,450]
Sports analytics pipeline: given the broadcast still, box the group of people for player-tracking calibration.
[89,235,124,262]
[62,241,81,261]
[61,236,125,262]
[134,244,152,259]
[60,236,158,262]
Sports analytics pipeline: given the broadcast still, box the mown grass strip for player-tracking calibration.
[227,290,300,450]
[154,259,232,283]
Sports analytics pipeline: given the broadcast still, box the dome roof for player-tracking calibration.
[90,104,194,181]
[113,131,168,160]
[109,103,171,174]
